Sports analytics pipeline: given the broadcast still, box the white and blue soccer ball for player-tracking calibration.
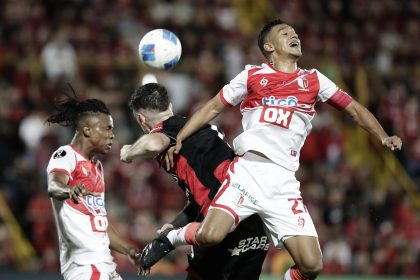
[138,29,182,70]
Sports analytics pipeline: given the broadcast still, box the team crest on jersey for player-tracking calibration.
[53,150,66,159]
[297,77,309,91]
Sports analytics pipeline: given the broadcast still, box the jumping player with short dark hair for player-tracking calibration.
[140,19,403,280]
[120,83,268,280]
[46,96,139,280]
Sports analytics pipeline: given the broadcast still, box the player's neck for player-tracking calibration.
[144,108,173,131]
[70,134,94,160]
[271,60,298,73]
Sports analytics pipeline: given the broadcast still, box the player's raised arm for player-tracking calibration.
[120,133,170,163]
[344,99,402,151]
[175,93,226,153]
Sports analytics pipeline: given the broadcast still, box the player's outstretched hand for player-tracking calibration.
[120,145,133,163]
[69,184,100,204]
[382,136,402,151]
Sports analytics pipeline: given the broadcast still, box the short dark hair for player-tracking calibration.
[258,19,285,59]
[46,98,110,128]
[129,83,170,112]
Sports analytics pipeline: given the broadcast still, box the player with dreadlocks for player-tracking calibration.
[46,96,139,280]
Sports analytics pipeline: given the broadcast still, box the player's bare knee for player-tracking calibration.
[196,224,225,246]
[299,259,323,279]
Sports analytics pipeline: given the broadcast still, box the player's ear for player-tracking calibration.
[168,103,173,113]
[264,42,274,53]
[82,126,91,137]
[136,112,146,126]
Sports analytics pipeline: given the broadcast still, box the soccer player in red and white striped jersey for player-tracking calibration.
[46,97,139,280]
[144,19,402,280]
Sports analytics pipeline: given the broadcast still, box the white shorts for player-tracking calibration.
[63,262,122,280]
[210,152,318,248]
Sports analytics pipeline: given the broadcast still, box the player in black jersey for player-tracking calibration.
[120,83,268,280]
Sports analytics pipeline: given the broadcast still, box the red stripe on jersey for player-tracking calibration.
[219,90,234,107]
[90,264,101,280]
[229,156,240,173]
[211,173,240,225]
[48,168,71,179]
[213,159,230,183]
[326,89,353,110]
[175,155,212,215]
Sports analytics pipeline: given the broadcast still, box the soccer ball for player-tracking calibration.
[138,29,182,70]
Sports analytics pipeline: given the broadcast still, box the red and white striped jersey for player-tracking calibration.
[47,144,114,274]
[219,63,352,171]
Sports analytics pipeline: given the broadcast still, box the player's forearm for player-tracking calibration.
[108,223,133,255]
[178,97,223,142]
[346,101,388,142]
[126,134,169,160]
[48,181,72,200]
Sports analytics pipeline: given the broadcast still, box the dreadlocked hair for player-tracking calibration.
[46,97,110,128]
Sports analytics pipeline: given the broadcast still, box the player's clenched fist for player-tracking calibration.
[120,145,133,163]
[382,136,402,151]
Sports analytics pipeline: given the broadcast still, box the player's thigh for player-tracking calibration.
[198,208,235,241]
[283,235,322,269]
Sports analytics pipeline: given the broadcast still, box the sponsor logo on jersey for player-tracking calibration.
[53,150,67,159]
[262,95,298,107]
[85,195,105,208]
[232,183,258,205]
[259,106,294,129]
[228,236,269,256]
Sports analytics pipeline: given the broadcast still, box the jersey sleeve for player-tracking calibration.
[219,68,249,107]
[316,70,353,110]
[46,147,76,178]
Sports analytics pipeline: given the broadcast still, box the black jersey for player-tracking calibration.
[154,115,235,218]
[154,115,268,280]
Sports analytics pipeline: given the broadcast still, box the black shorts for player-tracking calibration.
[186,214,268,280]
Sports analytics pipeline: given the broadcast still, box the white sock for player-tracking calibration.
[283,268,292,280]
[166,226,188,246]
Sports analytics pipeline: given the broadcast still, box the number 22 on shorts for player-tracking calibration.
[259,106,294,128]
[288,198,308,215]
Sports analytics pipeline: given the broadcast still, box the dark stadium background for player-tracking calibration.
[0,0,418,279]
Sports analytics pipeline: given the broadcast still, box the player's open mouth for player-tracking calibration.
[106,143,112,149]
[289,41,299,48]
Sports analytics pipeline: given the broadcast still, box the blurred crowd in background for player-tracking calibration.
[0,0,419,277]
